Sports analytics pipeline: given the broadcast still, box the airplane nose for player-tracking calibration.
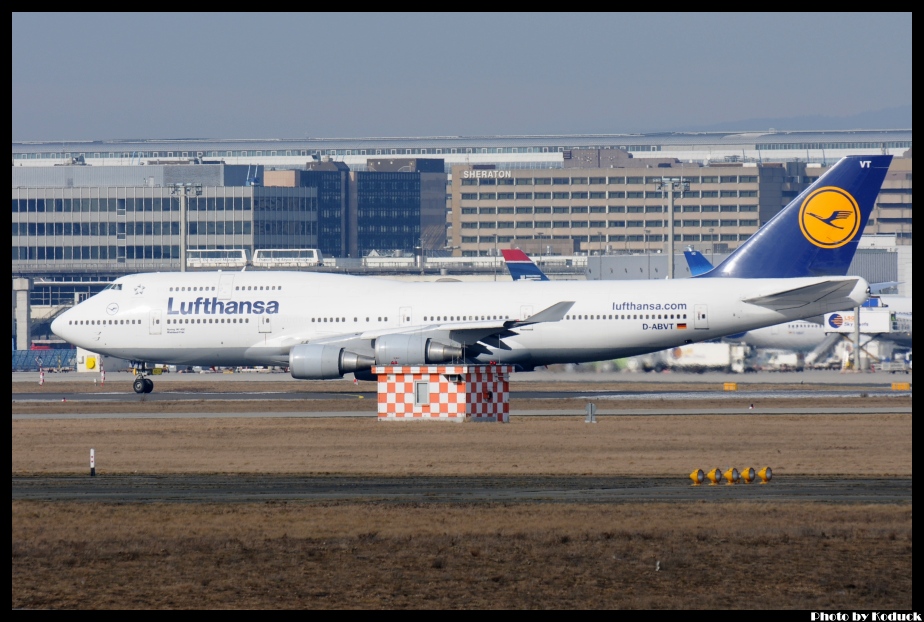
[51,312,70,342]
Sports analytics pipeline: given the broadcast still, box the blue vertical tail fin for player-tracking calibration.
[683,249,715,276]
[702,155,891,278]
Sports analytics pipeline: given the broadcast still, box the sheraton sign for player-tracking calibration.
[461,170,511,179]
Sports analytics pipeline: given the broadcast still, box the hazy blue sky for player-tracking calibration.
[12,12,912,141]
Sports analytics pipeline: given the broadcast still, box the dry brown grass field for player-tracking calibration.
[12,502,912,609]
[10,414,912,477]
[12,377,913,609]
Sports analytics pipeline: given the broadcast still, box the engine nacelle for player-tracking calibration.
[289,343,375,380]
[374,334,463,366]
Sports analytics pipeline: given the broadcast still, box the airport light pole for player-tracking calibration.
[493,235,498,281]
[536,232,545,268]
[172,183,202,272]
[656,176,689,279]
[708,227,715,263]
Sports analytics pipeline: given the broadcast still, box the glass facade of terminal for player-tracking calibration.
[11,186,317,276]
[354,172,422,257]
[302,170,345,259]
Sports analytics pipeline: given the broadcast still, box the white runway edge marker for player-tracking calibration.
[90,448,95,477]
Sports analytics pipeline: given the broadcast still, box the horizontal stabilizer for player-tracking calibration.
[744,279,862,311]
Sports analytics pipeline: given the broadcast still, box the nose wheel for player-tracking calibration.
[132,376,154,394]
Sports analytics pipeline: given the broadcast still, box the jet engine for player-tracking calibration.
[289,343,375,380]
[374,334,463,366]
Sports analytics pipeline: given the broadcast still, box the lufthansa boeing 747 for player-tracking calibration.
[52,155,892,393]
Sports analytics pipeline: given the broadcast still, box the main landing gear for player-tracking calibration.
[131,362,155,394]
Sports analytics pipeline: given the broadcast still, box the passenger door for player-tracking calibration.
[694,304,709,330]
[149,310,162,335]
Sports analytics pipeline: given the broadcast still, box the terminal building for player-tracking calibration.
[11,129,912,170]
[11,158,448,330]
[264,157,447,258]
[449,148,913,257]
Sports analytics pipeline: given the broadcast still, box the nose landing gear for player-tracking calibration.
[131,362,155,394]
[132,376,154,394]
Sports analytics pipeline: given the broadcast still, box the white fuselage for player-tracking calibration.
[51,271,869,370]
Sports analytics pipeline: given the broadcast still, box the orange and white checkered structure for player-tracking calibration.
[374,365,513,422]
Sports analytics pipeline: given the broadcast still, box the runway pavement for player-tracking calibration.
[13,367,912,419]
[10,406,913,420]
[14,368,913,385]
[10,474,911,504]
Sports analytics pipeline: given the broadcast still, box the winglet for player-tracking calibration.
[509,301,574,327]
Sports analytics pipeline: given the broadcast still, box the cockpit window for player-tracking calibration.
[102,283,123,291]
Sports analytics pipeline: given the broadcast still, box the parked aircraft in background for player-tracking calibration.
[52,155,890,393]
[682,250,716,278]
[500,249,550,281]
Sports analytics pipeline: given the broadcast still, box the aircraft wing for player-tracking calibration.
[356,301,574,343]
[303,301,575,348]
[743,278,863,311]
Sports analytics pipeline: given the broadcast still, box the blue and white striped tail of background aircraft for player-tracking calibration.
[53,155,892,393]
[500,249,551,281]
